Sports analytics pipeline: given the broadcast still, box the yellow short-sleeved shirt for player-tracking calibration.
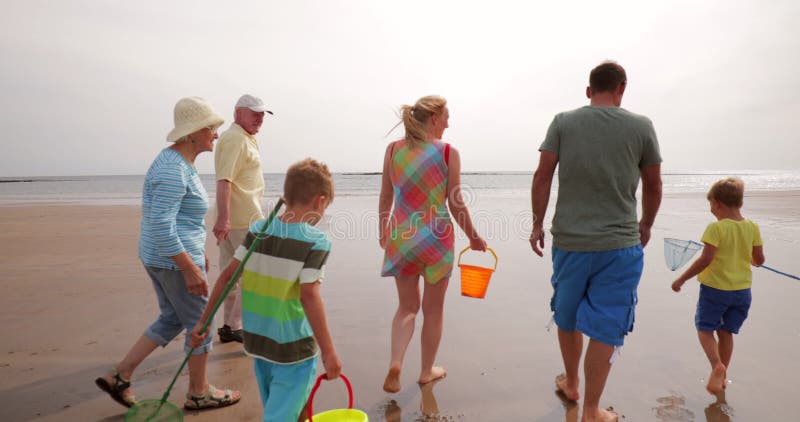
[214,123,265,230]
[698,218,763,291]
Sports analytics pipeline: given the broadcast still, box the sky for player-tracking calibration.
[1,0,798,177]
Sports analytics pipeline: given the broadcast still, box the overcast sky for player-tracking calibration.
[1,0,798,177]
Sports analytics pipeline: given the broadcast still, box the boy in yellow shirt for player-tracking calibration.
[671,177,765,394]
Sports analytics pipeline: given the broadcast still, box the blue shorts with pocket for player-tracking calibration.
[143,265,212,355]
[695,284,751,333]
[549,245,643,346]
[253,356,318,422]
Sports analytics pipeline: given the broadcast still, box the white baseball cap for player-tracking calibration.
[235,94,273,114]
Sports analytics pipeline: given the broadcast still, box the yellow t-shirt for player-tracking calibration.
[214,123,265,230]
[698,218,763,291]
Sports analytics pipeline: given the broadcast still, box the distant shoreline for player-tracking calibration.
[1,170,798,179]
[0,178,81,183]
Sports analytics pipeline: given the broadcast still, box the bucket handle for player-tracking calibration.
[306,373,354,422]
[457,246,498,270]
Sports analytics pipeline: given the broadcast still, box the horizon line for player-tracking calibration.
[2,169,797,181]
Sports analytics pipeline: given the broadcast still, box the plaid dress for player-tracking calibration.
[381,139,455,284]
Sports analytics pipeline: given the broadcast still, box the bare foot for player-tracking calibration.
[706,363,727,395]
[383,366,401,393]
[582,406,619,422]
[555,373,580,402]
[418,366,446,385]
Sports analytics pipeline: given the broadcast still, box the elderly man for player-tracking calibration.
[530,61,662,421]
[213,94,272,343]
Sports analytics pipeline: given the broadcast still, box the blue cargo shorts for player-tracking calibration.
[549,245,644,346]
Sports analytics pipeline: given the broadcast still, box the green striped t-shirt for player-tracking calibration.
[234,218,331,364]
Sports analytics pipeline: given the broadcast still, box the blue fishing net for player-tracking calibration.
[663,238,702,271]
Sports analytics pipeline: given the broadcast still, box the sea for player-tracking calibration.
[1,170,800,206]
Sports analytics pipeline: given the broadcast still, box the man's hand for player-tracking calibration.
[530,225,546,257]
[671,279,684,292]
[213,217,231,245]
[639,221,652,247]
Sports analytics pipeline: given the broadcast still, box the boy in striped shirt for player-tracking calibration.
[192,158,341,421]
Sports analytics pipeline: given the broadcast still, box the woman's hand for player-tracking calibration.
[469,235,487,252]
[185,265,209,297]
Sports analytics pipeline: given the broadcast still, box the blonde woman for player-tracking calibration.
[379,95,486,393]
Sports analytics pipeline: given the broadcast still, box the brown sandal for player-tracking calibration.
[95,368,136,408]
[184,385,241,410]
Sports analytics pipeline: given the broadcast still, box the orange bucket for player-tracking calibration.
[458,246,498,299]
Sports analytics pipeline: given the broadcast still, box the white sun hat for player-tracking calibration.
[166,97,225,142]
[235,94,273,115]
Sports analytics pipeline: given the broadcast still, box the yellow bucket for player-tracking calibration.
[458,246,498,299]
[304,374,369,422]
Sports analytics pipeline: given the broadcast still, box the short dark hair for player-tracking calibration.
[707,177,744,208]
[589,61,627,93]
[283,158,334,206]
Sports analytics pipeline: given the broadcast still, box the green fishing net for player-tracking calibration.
[125,399,183,422]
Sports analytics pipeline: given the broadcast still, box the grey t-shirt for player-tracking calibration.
[540,106,662,251]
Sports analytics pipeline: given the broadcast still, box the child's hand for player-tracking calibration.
[189,323,208,348]
[322,350,342,380]
[671,280,684,292]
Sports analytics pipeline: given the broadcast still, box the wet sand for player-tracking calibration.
[1,191,799,421]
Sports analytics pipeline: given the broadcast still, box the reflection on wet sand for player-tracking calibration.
[653,390,734,422]
[381,378,460,421]
[704,393,733,422]
[419,378,441,418]
[555,390,579,422]
[384,399,402,422]
[653,392,695,421]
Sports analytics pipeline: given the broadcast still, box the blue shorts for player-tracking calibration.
[549,245,643,346]
[143,265,212,355]
[253,356,318,422]
[695,284,751,333]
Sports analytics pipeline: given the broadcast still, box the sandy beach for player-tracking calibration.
[1,191,799,421]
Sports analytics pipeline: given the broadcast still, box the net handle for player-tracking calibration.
[457,246,498,270]
[306,373,354,421]
[157,198,285,404]
[760,265,800,281]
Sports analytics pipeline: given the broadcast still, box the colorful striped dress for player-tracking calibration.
[381,139,455,284]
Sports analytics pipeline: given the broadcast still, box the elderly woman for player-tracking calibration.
[379,95,487,393]
[95,97,241,410]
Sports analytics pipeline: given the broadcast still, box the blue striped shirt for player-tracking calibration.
[138,148,208,269]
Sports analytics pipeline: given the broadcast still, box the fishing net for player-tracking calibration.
[663,238,703,271]
[125,399,183,422]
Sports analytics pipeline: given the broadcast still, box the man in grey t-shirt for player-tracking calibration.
[530,61,662,421]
